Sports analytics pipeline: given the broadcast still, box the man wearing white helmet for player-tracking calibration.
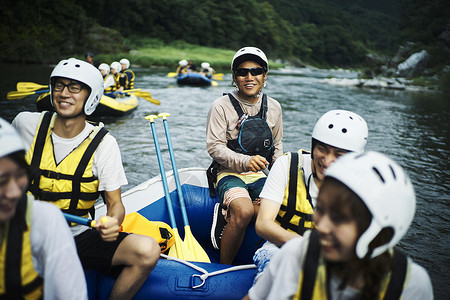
[0,117,87,299]
[246,151,433,299]
[12,58,160,299]
[252,110,368,280]
[206,46,283,264]
[118,58,135,91]
[98,63,115,93]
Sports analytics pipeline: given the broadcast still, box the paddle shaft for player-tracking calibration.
[104,89,141,96]
[147,118,179,230]
[159,114,211,262]
[7,89,50,100]
[159,115,189,226]
[63,213,96,227]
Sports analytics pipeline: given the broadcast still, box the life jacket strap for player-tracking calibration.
[383,249,407,300]
[4,194,43,297]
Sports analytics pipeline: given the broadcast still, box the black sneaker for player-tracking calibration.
[211,203,227,250]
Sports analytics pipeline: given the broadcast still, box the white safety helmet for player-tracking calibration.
[179,59,188,67]
[325,151,416,259]
[120,58,130,69]
[50,58,104,116]
[201,62,210,69]
[231,47,268,73]
[98,63,110,75]
[0,118,26,159]
[312,110,368,153]
[110,61,121,73]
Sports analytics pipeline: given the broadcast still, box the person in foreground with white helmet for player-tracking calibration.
[252,110,368,280]
[245,151,433,299]
[12,58,160,299]
[118,58,135,91]
[206,46,283,264]
[0,117,87,299]
[99,63,116,93]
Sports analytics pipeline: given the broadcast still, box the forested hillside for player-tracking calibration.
[1,0,448,70]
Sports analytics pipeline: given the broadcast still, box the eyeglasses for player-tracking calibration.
[234,67,265,77]
[53,81,83,93]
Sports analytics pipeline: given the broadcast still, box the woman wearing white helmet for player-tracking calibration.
[206,46,283,265]
[247,151,433,299]
[12,58,160,299]
[253,109,368,282]
[0,117,87,299]
[99,63,115,93]
[118,58,135,90]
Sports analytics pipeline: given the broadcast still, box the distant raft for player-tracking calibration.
[36,92,138,117]
[177,73,212,86]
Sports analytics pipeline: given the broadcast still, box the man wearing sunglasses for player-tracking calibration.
[12,58,160,299]
[206,47,283,265]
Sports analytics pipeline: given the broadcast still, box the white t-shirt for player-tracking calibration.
[31,200,88,299]
[248,232,434,300]
[12,112,128,236]
[260,152,318,207]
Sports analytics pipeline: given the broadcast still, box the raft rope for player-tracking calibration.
[160,253,256,289]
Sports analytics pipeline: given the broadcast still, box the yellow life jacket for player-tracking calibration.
[123,69,135,89]
[294,230,410,300]
[112,73,121,91]
[26,112,108,220]
[275,151,315,235]
[120,212,175,253]
[0,194,43,299]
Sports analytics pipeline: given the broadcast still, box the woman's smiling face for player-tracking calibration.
[0,157,28,222]
[314,179,359,262]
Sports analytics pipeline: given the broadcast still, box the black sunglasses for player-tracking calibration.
[234,67,265,77]
[53,81,83,93]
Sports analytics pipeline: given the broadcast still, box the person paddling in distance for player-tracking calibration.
[206,47,283,265]
[0,118,87,299]
[117,58,135,91]
[99,63,116,94]
[176,59,189,75]
[110,61,122,92]
[200,62,215,78]
[245,151,433,299]
[252,110,368,281]
[12,58,160,300]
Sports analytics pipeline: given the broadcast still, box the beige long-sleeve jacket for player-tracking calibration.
[206,91,283,174]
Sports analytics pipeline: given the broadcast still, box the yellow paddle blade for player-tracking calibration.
[133,91,161,105]
[213,73,224,80]
[7,90,39,100]
[184,226,210,263]
[167,72,178,78]
[211,80,218,87]
[16,82,48,92]
[168,228,195,261]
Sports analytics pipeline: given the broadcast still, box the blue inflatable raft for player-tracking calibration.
[88,168,262,299]
[177,73,212,86]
